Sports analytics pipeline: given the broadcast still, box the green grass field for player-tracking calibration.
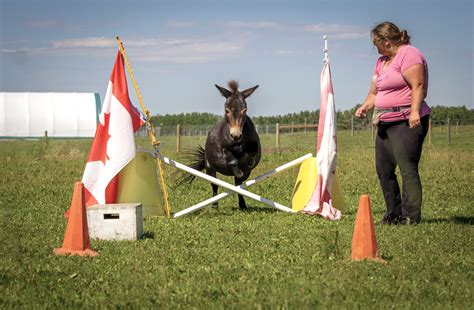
[1,127,473,308]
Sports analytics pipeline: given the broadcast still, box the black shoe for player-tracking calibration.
[380,215,401,225]
[399,217,419,225]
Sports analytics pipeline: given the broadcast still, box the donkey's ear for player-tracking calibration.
[241,85,259,99]
[215,84,232,98]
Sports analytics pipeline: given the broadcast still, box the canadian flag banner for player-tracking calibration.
[82,51,144,207]
[302,59,342,220]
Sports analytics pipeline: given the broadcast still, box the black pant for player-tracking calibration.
[375,115,429,223]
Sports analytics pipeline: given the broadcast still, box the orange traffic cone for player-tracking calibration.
[351,195,384,262]
[54,182,98,257]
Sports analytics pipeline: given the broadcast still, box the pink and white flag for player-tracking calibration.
[302,59,342,220]
[81,51,144,207]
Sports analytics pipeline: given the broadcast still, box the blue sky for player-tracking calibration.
[1,0,472,116]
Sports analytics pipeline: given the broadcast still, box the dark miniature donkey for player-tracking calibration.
[187,80,261,209]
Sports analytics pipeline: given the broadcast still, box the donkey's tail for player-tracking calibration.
[174,145,206,187]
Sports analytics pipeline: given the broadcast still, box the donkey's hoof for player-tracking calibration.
[211,202,218,209]
[248,158,256,168]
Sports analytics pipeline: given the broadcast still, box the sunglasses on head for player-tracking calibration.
[373,37,386,46]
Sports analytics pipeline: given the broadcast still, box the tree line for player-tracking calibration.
[150,105,474,127]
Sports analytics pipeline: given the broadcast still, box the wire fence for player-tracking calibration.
[134,117,474,154]
[137,118,474,135]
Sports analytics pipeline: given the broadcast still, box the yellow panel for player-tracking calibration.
[116,151,165,216]
[291,157,344,212]
[331,172,344,212]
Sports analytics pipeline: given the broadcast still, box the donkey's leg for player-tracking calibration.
[248,154,257,168]
[223,148,243,178]
[206,167,219,208]
[246,142,260,168]
[235,175,249,209]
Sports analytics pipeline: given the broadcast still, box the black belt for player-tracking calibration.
[375,106,411,113]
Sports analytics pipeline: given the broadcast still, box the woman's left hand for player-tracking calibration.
[409,111,421,128]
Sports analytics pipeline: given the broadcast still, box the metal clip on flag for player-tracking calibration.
[323,35,328,63]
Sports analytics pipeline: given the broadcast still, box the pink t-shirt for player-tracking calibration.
[373,45,430,122]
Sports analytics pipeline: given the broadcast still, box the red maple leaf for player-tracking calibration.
[88,112,111,165]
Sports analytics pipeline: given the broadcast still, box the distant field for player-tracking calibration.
[1,127,473,308]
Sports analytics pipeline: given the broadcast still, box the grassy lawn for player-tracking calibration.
[0,127,473,308]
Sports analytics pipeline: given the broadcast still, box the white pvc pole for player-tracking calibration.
[323,35,328,62]
[158,155,306,214]
[173,153,313,218]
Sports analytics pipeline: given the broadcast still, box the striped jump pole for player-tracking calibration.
[172,153,313,218]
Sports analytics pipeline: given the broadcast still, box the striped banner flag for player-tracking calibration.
[302,58,342,220]
[81,51,144,207]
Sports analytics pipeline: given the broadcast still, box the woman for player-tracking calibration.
[355,22,430,225]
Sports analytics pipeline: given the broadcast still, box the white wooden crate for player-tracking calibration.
[87,204,143,240]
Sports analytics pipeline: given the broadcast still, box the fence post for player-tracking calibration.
[428,118,432,145]
[304,118,307,134]
[176,124,181,153]
[447,117,451,145]
[256,124,259,134]
[44,130,48,146]
[276,123,280,149]
[456,120,459,135]
[351,115,354,137]
[291,122,294,134]
[266,124,269,135]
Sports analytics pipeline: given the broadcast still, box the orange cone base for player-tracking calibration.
[53,247,98,257]
[351,255,386,263]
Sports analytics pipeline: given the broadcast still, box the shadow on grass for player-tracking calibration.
[380,254,394,262]
[141,231,155,239]
[424,216,473,225]
[172,205,281,218]
[240,206,284,214]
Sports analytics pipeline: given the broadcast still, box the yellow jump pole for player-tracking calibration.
[116,36,171,218]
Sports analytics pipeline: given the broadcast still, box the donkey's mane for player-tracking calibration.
[227,80,239,93]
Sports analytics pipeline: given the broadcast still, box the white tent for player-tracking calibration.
[0,92,100,138]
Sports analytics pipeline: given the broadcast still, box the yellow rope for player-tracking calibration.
[116,36,171,218]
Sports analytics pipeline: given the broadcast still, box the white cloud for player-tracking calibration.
[277,50,294,55]
[1,21,367,63]
[132,40,243,64]
[167,21,199,28]
[0,36,244,64]
[223,20,368,39]
[1,47,50,53]
[222,21,280,29]
[303,23,368,39]
[27,19,58,28]
[51,37,115,48]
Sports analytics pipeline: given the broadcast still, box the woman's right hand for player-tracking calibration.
[355,106,367,118]
[357,80,377,118]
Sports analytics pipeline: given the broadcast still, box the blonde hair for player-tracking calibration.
[371,21,411,45]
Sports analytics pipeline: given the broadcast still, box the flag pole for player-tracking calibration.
[323,35,328,63]
[115,36,171,218]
